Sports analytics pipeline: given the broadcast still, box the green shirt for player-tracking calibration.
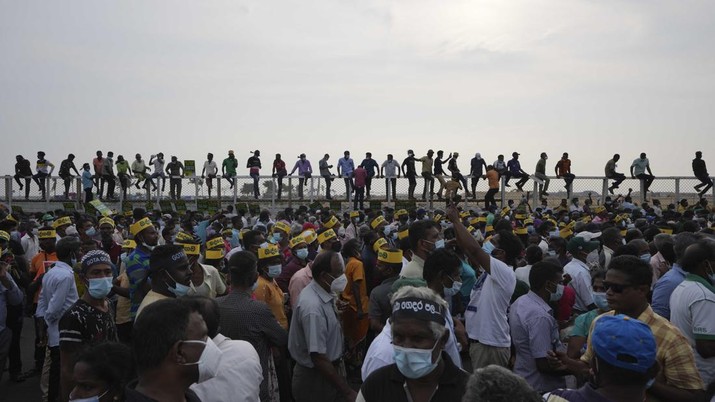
[116,160,129,174]
[223,157,238,175]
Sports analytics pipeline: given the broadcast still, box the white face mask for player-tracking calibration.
[69,389,109,402]
[180,337,222,383]
[328,273,348,294]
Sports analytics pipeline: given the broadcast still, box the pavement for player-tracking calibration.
[1,317,43,402]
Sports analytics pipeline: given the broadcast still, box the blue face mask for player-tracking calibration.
[267,264,282,278]
[592,291,609,310]
[85,227,97,237]
[165,271,190,297]
[250,280,259,292]
[434,239,445,249]
[482,241,495,255]
[273,233,282,242]
[87,277,113,299]
[640,254,651,263]
[296,248,309,260]
[444,277,462,297]
[384,226,392,237]
[550,283,564,302]
[393,340,441,379]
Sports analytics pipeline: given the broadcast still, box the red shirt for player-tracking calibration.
[273,160,287,174]
[354,167,367,188]
[556,159,571,176]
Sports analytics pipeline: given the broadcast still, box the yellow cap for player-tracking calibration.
[0,231,9,242]
[370,216,386,229]
[469,217,479,226]
[258,244,281,259]
[205,249,225,260]
[206,237,224,250]
[500,207,511,217]
[130,217,153,236]
[123,210,133,217]
[660,227,673,235]
[477,217,487,223]
[581,216,592,223]
[317,229,336,245]
[460,211,470,219]
[302,230,317,244]
[274,221,291,234]
[122,239,137,249]
[53,216,72,229]
[594,205,606,214]
[183,243,201,256]
[485,225,494,232]
[398,229,409,240]
[38,229,57,239]
[289,236,306,249]
[396,209,408,217]
[373,237,388,252]
[524,218,534,225]
[514,213,527,220]
[175,231,194,243]
[433,214,442,223]
[349,211,360,219]
[377,249,403,264]
[467,226,476,233]
[323,216,339,229]
[514,227,528,235]
[98,216,115,228]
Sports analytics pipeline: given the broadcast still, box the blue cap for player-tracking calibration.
[592,314,656,374]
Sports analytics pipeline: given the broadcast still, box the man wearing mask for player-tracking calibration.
[401,150,418,200]
[563,237,600,314]
[0,256,23,384]
[400,220,442,279]
[555,152,575,198]
[277,236,310,293]
[92,150,105,198]
[218,251,288,402]
[272,154,288,200]
[126,299,212,402]
[361,152,380,200]
[418,150,435,201]
[59,250,118,401]
[115,155,131,200]
[36,236,81,402]
[535,152,550,197]
[58,154,80,200]
[222,150,238,190]
[358,285,470,401]
[319,154,334,200]
[103,151,116,200]
[131,153,153,191]
[433,150,452,200]
[149,153,167,193]
[289,154,313,200]
[289,251,356,402]
[254,244,288,329]
[33,151,55,200]
[337,151,355,201]
[201,153,218,198]
[98,217,122,267]
[380,154,400,201]
[470,153,488,200]
[136,245,192,318]
[125,217,160,321]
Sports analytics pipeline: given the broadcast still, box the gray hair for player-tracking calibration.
[462,365,542,402]
[673,232,701,261]
[390,286,447,340]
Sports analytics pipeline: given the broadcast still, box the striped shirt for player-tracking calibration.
[125,247,151,320]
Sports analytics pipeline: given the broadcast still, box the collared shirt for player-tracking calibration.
[217,289,288,401]
[368,276,399,328]
[651,263,687,320]
[465,257,516,347]
[631,158,650,176]
[190,333,264,402]
[555,159,571,176]
[399,254,425,279]
[125,247,151,320]
[187,263,227,298]
[319,157,332,176]
[564,258,594,312]
[418,156,433,173]
[338,157,355,177]
[277,255,306,293]
[82,170,93,189]
[21,233,39,263]
[362,320,396,381]
[381,159,399,178]
[222,157,238,175]
[254,276,288,329]
[37,261,79,347]
[581,306,704,397]
[357,352,470,402]
[510,291,566,392]
[203,160,218,176]
[0,274,23,333]
[669,274,715,385]
[135,290,170,319]
[288,280,344,368]
[288,264,313,309]
[514,264,533,285]
[290,159,312,176]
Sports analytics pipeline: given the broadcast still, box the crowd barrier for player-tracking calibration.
[1,174,713,214]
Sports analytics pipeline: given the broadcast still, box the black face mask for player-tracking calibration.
[331,242,342,253]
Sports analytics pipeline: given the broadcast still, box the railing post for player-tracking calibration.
[6,176,13,213]
[287,176,293,207]
[217,176,222,203]
[194,178,199,211]
[309,177,314,204]
[500,176,505,208]
[76,177,83,210]
[639,178,646,204]
[386,178,391,203]
[602,178,609,203]
[532,180,539,207]
[233,177,237,205]
[271,177,276,210]
[674,178,680,205]
[45,176,51,208]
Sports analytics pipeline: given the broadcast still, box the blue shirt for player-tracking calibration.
[337,157,354,177]
[651,263,687,319]
[82,170,93,190]
[507,159,522,174]
[36,261,79,347]
[0,274,23,333]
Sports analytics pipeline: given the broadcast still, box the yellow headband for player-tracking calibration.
[371,216,386,229]
[0,231,9,242]
[99,216,115,228]
[239,229,249,240]
[594,206,606,214]
[469,217,479,226]
[524,218,534,225]
[323,216,339,229]
[289,236,306,249]
[221,229,233,237]
[377,249,403,264]
[514,213,527,220]
[175,231,194,243]
[130,217,152,236]
[317,229,336,244]
[274,221,291,234]
[398,229,409,240]
[53,216,72,228]
[500,207,511,217]
[123,210,133,217]
[581,216,592,223]
[349,211,360,218]
[373,237,388,252]
[433,214,442,223]
[302,230,317,244]
[485,225,494,232]
[396,209,408,217]
[38,229,57,239]
[560,228,573,238]
[183,243,201,256]
[514,227,528,235]
[122,239,137,249]
[206,237,224,250]
[205,249,225,260]
[460,211,470,219]
[659,227,673,235]
[5,215,18,223]
[477,217,487,223]
[620,229,627,237]
[258,244,280,259]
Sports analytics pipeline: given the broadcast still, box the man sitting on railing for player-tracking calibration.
[32,151,54,200]
[14,155,33,200]
[630,153,655,193]
[605,154,626,194]
[504,152,529,191]
[693,151,713,197]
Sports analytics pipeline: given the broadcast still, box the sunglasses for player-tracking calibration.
[602,281,634,293]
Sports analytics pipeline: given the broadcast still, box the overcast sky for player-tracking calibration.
[1,0,714,178]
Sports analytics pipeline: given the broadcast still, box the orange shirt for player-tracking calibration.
[342,257,367,313]
[254,276,288,329]
[487,170,499,189]
[29,251,57,303]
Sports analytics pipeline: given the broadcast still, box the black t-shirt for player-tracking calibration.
[59,299,118,349]
[693,158,708,177]
[59,159,76,176]
[15,160,32,176]
[360,352,470,402]
[166,161,184,176]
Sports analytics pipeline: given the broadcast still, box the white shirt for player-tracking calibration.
[563,258,594,312]
[669,276,715,385]
[514,264,532,286]
[203,160,218,176]
[465,257,516,347]
[538,238,549,255]
[187,264,227,298]
[36,261,79,347]
[190,333,263,402]
[21,233,40,264]
[381,159,400,178]
[631,158,649,176]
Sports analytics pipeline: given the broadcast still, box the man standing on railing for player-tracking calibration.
[103,151,116,200]
[14,155,33,200]
[555,152,575,198]
[381,154,400,201]
[166,156,185,200]
[222,150,238,190]
[337,150,355,201]
[470,153,487,201]
[132,153,154,191]
[401,150,418,200]
[693,151,713,197]
[290,154,313,200]
[58,154,80,200]
[630,153,655,194]
[605,154,626,194]
[418,149,435,201]
[201,153,218,198]
[246,150,261,199]
[448,152,470,198]
[149,153,167,193]
[433,150,452,200]
[319,154,334,200]
[272,153,287,200]
[534,152,550,197]
[361,152,380,200]
[485,165,499,209]
[92,151,105,199]
[81,163,94,203]
[33,151,54,200]
[115,155,130,200]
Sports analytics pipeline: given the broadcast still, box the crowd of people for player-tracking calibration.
[11,150,714,206]
[0,164,714,402]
